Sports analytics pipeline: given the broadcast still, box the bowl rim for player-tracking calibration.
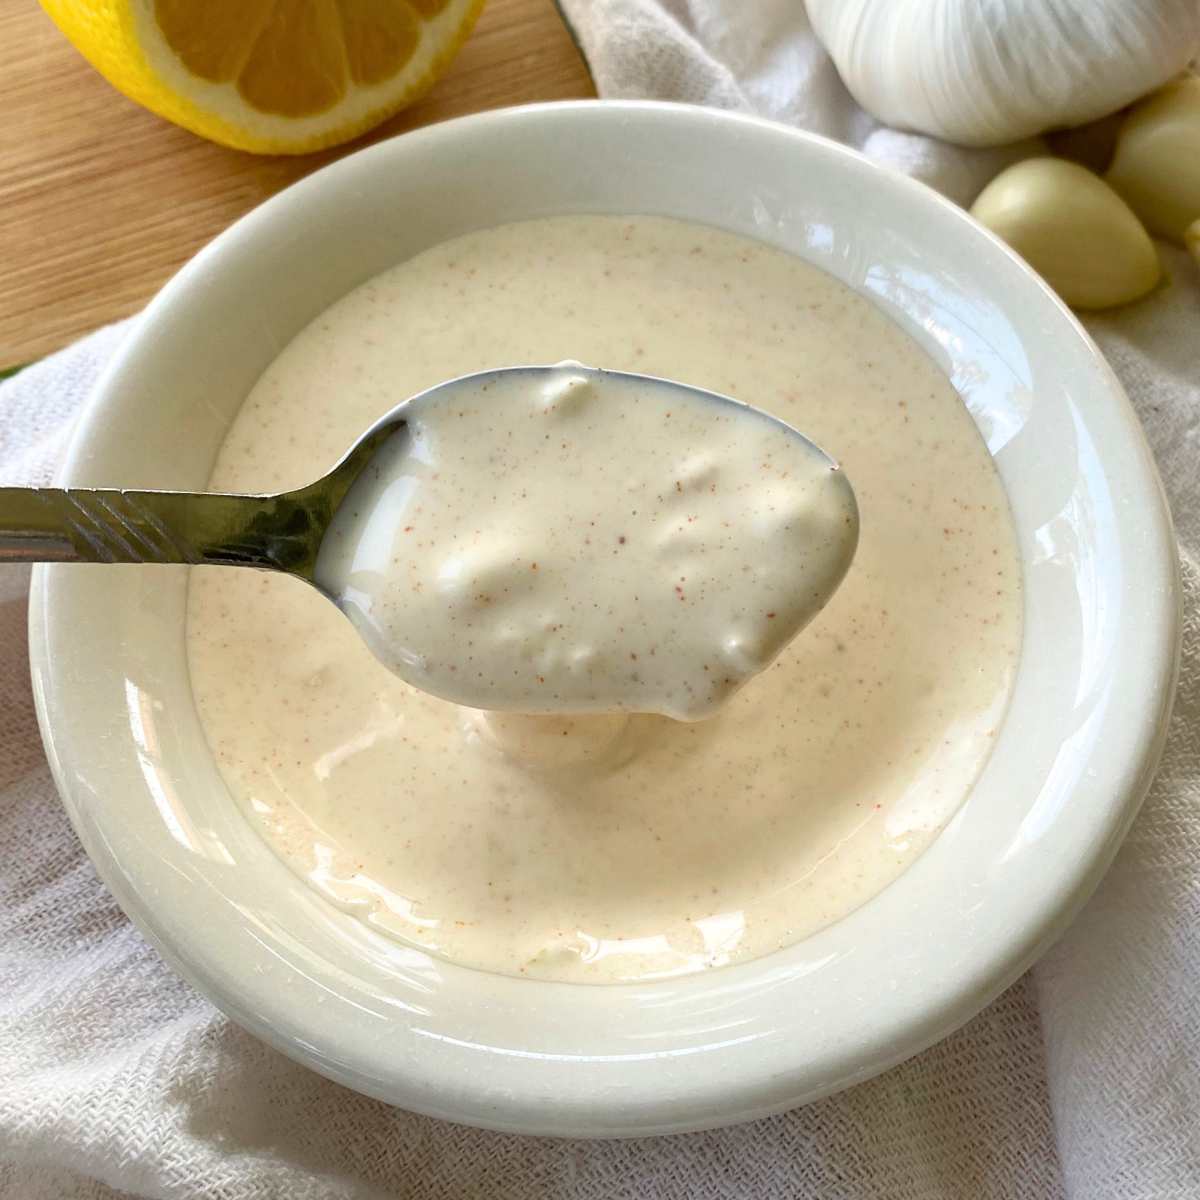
[29,99,1181,1136]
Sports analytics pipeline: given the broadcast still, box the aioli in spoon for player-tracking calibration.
[0,364,858,719]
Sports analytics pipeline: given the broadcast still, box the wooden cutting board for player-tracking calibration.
[0,0,594,367]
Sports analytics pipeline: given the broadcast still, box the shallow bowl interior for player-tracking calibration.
[30,101,1178,1137]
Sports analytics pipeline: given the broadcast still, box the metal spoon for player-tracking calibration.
[0,408,396,578]
[0,366,856,684]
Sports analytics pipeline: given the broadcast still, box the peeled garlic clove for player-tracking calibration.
[1107,76,1200,242]
[807,0,1200,148]
[1187,218,1200,269]
[971,158,1160,309]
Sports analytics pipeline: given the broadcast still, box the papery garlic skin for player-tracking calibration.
[807,0,1200,148]
[971,158,1161,309]
[1107,76,1200,243]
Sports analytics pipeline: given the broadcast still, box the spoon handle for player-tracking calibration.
[0,420,399,575]
[0,485,324,575]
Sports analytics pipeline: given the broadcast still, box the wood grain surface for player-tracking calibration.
[0,0,594,366]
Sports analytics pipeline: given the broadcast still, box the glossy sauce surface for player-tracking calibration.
[186,215,1022,982]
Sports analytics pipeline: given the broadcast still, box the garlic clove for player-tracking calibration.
[1187,218,1200,269]
[807,0,1200,149]
[970,158,1160,310]
[1106,76,1200,242]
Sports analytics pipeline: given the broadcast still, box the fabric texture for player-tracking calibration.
[3,3,1199,1196]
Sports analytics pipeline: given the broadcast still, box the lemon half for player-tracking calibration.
[41,0,486,154]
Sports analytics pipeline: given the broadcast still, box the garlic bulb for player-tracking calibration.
[806,0,1200,148]
[1107,76,1200,242]
[971,158,1161,309]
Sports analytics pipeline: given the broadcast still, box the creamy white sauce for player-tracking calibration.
[186,215,1022,983]
[314,365,858,720]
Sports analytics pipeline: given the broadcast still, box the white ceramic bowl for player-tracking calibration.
[31,101,1179,1137]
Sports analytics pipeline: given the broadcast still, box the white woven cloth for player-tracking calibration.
[2,3,1199,1195]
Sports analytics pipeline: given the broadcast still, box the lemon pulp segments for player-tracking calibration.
[41,0,483,152]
